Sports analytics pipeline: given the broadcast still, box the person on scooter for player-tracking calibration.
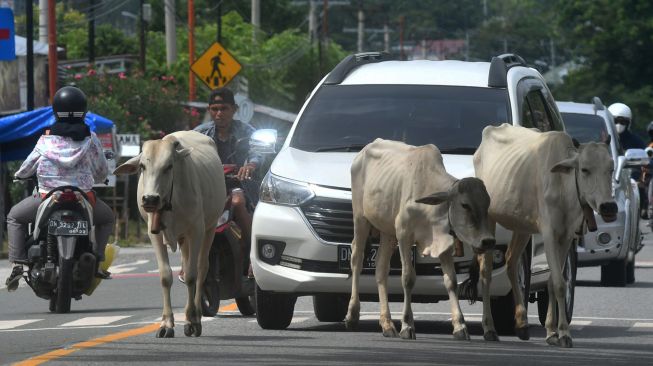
[4,86,114,291]
[183,88,262,282]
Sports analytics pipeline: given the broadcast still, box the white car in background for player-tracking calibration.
[557,98,647,287]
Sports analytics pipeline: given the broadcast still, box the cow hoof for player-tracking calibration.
[184,324,194,337]
[546,334,560,346]
[559,335,573,348]
[515,326,530,341]
[382,327,399,338]
[453,328,470,341]
[483,331,499,342]
[155,327,174,338]
[399,327,416,340]
[344,317,358,330]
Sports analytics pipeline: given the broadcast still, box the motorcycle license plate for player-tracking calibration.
[48,220,89,236]
[338,245,415,271]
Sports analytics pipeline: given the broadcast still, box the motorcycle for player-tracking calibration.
[201,163,256,317]
[200,128,279,317]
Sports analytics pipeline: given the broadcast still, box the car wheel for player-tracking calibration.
[313,294,348,322]
[491,246,531,335]
[201,248,221,317]
[601,258,627,287]
[626,251,636,285]
[236,295,256,316]
[255,285,296,330]
[537,241,577,327]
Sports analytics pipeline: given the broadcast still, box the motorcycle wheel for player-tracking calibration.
[236,295,256,316]
[201,249,221,317]
[55,257,74,313]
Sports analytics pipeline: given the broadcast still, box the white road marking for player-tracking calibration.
[630,322,653,330]
[147,266,181,273]
[108,260,150,274]
[155,313,216,322]
[60,316,131,327]
[291,317,309,324]
[635,260,653,268]
[0,319,43,330]
[571,320,592,329]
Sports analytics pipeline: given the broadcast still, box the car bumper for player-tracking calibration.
[577,211,628,266]
[251,201,513,298]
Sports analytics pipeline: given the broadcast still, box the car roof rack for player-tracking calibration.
[324,52,393,85]
[488,53,527,88]
[592,96,605,114]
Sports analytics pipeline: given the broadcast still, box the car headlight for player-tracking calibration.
[259,173,315,206]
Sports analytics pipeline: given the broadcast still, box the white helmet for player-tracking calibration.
[608,102,632,120]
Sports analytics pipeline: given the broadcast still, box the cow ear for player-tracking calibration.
[416,192,449,205]
[572,138,580,148]
[113,154,141,175]
[551,155,578,173]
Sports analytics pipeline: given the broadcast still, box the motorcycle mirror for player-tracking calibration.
[250,129,278,154]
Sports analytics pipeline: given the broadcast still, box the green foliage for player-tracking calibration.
[65,69,192,138]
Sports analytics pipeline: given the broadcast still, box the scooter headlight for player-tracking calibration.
[259,173,315,206]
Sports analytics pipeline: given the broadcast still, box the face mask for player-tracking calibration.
[616,124,626,134]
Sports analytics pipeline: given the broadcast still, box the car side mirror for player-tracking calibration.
[624,148,649,167]
[250,128,278,154]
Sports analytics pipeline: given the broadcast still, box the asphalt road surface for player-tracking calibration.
[2,227,653,365]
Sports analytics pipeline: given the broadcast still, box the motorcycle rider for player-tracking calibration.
[186,87,262,281]
[608,102,648,218]
[4,86,115,291]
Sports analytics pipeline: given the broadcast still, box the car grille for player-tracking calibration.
[301,197,354,243]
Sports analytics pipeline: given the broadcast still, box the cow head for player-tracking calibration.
[113,136,193,214]
[415,177,496,254]
[551,141,617,230]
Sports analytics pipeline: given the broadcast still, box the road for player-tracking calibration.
[2,228,653,365]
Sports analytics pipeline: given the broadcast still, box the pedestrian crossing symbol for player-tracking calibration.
[191,42,242,90]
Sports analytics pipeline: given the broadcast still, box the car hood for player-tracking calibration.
[270,147,476,189]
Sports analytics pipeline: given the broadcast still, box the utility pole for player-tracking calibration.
[164,0,177,67]
[88,0,95,65]
[252,0,260,43]
[308,0,317,41]
[188,0,195,100]
[550,38,556,68]
[357,6,364,52]
[139,0,145,72]
[217,2,222,42]
[47,0,57,101]
[38,0,47,44]
[322,0,329,43]
[399,15,405,60]
[383,22,389,52]
[26,0,34,110]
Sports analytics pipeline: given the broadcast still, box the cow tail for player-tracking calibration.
[459,254,480,304]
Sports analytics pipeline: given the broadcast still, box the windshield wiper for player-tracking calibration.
[438,147,478,155]
[314,144,368,152]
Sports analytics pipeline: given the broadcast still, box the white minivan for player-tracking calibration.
[252,52,574,332]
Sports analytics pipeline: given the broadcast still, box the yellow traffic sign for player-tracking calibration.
[191,42,242,90]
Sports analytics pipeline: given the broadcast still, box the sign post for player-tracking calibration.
[191,42,242,90]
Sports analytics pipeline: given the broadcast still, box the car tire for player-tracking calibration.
[255,285,296,330]
[491,245,531,335]
[236,295,256,316]
[626,252,636,285]
[313,294,348,322]
[537,243,576,327]
[601,258,627,287]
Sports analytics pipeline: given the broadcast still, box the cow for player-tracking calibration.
[114,131,225,338]
[344,138,496,341]
[473,123,617,348]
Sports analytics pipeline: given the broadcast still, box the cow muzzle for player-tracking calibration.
[472,237,496,254]
[599,201,618,223]
[142,195,160,213]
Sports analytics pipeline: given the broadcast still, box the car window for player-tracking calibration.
[521,99,534,128]
[540,86,565,131]
[290,85,511,154]
[526,91,553,132]
[561,112,613,157]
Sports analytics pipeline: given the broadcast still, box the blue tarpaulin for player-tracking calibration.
[0,106,114,162]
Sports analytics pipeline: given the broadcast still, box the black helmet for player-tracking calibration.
[52,86,87,123]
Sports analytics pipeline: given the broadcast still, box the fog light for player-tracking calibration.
[257,239,285,265]
[597,232,611,245]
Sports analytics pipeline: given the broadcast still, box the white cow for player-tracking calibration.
[344,138,496,340]
[473,124,616,348]
[114,131,225,338]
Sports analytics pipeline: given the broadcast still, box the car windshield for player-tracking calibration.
[561,112,612,152]
[290,84,510,154]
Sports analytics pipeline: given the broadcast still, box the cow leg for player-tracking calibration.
[551,234,574,348]
[181,231,203,337]
[505,232,531,340]
[479,251,498,341]
[344,216,371,330]
[376,234,398,338]
[440,250,469,340]
[396,230,416,340]
[151,233,175,338]
[192,228,215,336]
[544,275,559,345]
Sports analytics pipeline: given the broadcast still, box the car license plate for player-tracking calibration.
[48,220,89,236]
[338,244,416,271]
